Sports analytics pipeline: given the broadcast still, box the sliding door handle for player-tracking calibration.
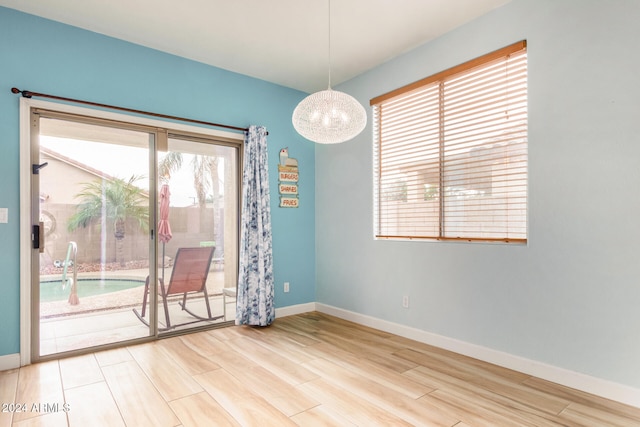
[32,162,48,174]
[33,223,44,253]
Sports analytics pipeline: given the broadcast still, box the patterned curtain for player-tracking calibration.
[236,125,275,326]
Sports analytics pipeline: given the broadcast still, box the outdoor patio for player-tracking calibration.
[39,266,236,355]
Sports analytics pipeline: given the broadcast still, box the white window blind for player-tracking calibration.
[372,41,527,242]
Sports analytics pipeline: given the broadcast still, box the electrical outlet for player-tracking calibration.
[402,295,409,308]
[284,282,290,293]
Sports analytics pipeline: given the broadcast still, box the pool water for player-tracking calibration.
[40,278,145,303]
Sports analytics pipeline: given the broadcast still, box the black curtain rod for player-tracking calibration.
[10,87,258,134]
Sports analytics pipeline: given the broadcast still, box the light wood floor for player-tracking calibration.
[1,312,639,426]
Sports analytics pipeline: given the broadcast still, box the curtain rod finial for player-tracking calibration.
[10,87,32,98]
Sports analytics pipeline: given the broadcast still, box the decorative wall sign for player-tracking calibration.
[278,147,299,208]
[280,196,299,208]
[279,183,298,195]
[278,170,299,182]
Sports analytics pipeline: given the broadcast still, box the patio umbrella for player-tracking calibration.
[158,183,172,282]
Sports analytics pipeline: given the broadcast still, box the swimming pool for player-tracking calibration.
[40,278,145,303]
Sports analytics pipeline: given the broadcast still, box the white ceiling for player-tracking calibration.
[0,0,510,93]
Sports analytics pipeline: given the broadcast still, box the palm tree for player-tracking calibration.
[158,151,183,183]
[159,151,222,247]
[192,155,221,210]
[68,175,149,266]
[160,151,219,208]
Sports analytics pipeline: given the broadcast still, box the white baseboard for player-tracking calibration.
[0,353,20,371]
[275,302,317,319]
[315,303,640,409]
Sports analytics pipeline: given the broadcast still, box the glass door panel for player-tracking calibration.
[154,136,238,334]
[35,116,154,357]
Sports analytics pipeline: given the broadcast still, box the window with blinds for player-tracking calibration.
[371,41,527,243]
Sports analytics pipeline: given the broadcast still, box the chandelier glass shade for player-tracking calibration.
[292,88,367,144]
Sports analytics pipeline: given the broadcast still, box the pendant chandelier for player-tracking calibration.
[292,0,367,144]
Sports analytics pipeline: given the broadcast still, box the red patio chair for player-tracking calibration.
[133,246,223,330]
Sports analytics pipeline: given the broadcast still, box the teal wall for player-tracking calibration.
[0,7,315,357]
[318,0,640,389]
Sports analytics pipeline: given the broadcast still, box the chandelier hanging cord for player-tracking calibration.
[327,0,331,89]
[10,87,264,135]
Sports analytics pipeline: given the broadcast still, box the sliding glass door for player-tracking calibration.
[31,108,240,360]
[154,135,239,335]
[33,113,155,358]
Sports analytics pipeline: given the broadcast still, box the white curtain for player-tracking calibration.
[236,125,275,326]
